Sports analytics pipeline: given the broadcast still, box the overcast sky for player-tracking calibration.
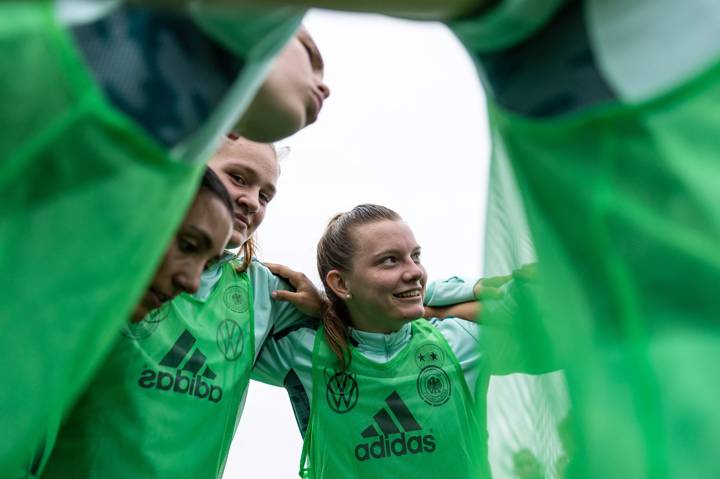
[225,9,490,477]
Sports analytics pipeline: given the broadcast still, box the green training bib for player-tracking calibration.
[43,262,255,478]
[0,2,300,474]
[446,2,720,474]
[483,60,720,479]
[300,320,489,479]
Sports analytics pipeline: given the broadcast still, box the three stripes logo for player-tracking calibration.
[354,391,436,461]
[138,330,223,403]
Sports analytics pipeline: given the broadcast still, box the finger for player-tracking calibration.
[480,274,512,288]
[271,289,300,303]
[513,270,531,281]
[265,262,301,283]
[474,275,511,297]
[513,264,537,282]
[264,262,290,277]
[476,287,505,300]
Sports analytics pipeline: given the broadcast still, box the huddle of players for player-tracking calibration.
[4,1,719,478]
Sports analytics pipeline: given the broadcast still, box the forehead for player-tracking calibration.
[353,220,418,256]
[183,191,233,253]
[210,138,279,182]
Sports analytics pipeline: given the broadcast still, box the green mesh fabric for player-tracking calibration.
[0,2,304,474]
[478,56,720,479]
[0,4,204,474]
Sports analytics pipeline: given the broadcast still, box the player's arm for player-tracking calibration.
[424,301,479,321]
[259,261,323,386]
[251,330,294,386]
[264,262,326,320]
[423,273,514,322]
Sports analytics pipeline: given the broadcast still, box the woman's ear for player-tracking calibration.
[326,270,350,299]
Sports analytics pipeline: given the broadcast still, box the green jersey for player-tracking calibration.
[301,320,488,479]
[43,258,314,478]
[43,261,254,478]
[252,277,543,478]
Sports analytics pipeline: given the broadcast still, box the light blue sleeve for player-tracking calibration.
[424,276,477,306]
[248,260,319,350]
[252,326,316,437]
[248,260,317,387]
[260,260,320,332]
[251,326,315,396]
[251,330,294,387]
[431,317,483,402]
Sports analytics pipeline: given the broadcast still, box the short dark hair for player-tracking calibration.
[199,167,234,215]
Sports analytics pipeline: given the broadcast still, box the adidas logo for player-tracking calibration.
[138,330,223,403]
[354,391,436,462]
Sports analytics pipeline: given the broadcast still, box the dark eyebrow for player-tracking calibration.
[229,164,255,179]
[372,244,421,259]
[371,248,399,259]
[230,164,276,197]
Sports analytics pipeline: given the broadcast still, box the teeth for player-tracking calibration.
[395,291,420,298]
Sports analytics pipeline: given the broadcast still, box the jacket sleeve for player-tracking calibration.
[424,276,477,306]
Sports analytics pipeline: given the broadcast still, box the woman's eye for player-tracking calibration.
[179,238,198,254]
[382,256,397,265]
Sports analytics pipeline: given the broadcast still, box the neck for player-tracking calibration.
[349,315,411,335]
[348,323,413,362]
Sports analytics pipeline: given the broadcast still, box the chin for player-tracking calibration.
[396,310,423,322]
[227,232,245,249]
[241,111,304,143]
[305,111,318,126]
[131,304,147,323]
[270,115,305,141]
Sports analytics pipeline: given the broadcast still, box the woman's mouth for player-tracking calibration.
[234,215,249,230]
[148,288,170,308]
[308,92,323,122]
[393,289,422,299]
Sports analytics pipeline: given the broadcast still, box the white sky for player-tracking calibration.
[225,9,491,477]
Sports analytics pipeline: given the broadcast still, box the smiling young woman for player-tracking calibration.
[252,204,537,478]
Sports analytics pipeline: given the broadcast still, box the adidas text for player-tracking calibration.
[138,368,223,403]
[355,432,436,461]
